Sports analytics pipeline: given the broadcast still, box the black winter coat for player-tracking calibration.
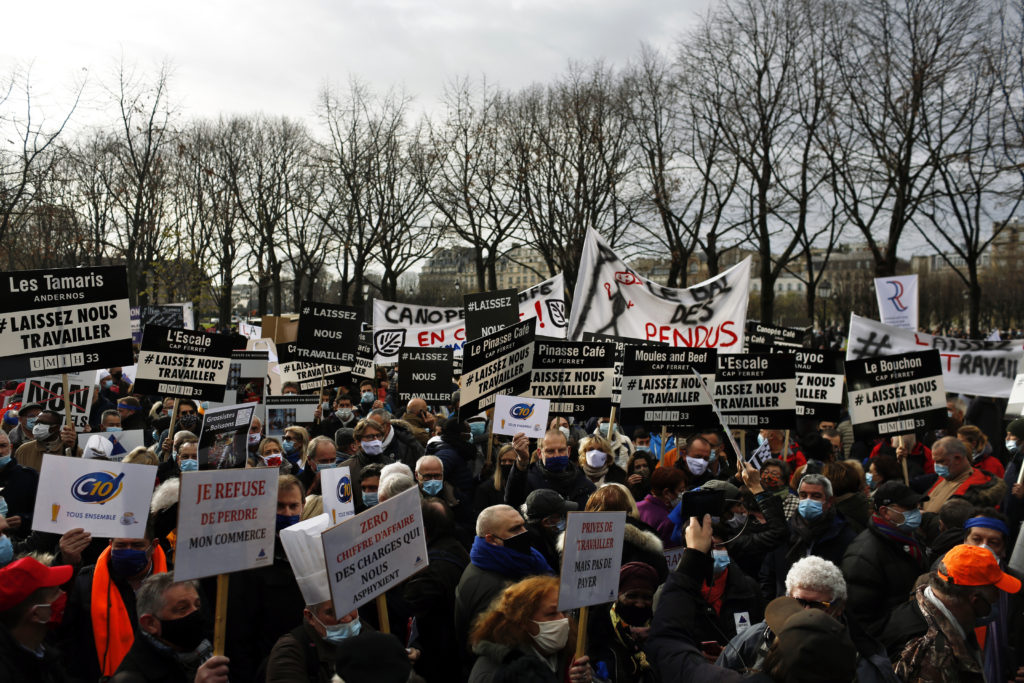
[504,461,595,510]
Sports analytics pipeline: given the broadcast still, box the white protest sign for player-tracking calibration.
[372,274,566,364]
[174,468,279,580]
[846,314,1024,398]
[874,275,919,330]
[319,466,357,525]
[22,372,95,429]
[568,228,750,352]
[558,511,626,611]
[322,486,428,613]
[79,430,146,460]
[492,394,550,437]
[663,546,685,570]
[1006,374,1024,418]
[239,322,262,340]
[33,453,156,538]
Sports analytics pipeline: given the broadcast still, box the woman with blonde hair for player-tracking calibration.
[474,443,518,516]
[469,575,593,683]
[582,484,668,581]
[957,424,1004,477]
[281,425,310,473]
[578,435,628,488]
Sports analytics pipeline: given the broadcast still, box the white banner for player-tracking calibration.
[33,454,156,538]
[372,274,566,364]
[319,465,356,525]
[492,395,550,437]
[78,430,146,460]
[846,314,1024,398]
[568,229,750,352]
[874,275,918,330]
[557,511,626,611]
[21,372,95,430]
[174,468,279,580]
[323,486,428,613]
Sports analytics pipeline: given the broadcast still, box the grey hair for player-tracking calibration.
[173,430,197,448]
[378,473,415,502]
[307,435,337,460]
[785,556,847,602]
[477,504,517,537]
[368,408,392,426]
[415,455,443,475]
[380,462,413,482]
[949,397,967,415]
[136,572,198,623]
[935,435,970,461]
[799,473,833,499]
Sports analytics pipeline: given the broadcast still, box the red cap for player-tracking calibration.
[939,545,1021,594]
[0,558,73,611]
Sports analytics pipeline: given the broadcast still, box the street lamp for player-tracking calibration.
[817,279,832,329]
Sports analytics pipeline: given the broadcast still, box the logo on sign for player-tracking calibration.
[71,471,125,505]
[374,329,407,356]
[886,280,908,312]
[337,476,352,504]
[510,403,535,419]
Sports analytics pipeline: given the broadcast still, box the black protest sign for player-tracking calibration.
[294,301,361,368]
[525,341,615,421]
[197,403,256,469]
[351,331,375,379]
[0,266,133,376]
[135,325,234,401]
[620,348,718,429]
[846,349,946,441]
[792,349,845,421]
[745,321,808,353]
[141,305,186,331]
[460,318,535,418]
[277,342,351,392]
[398,348,454,404]
[714,354,797,430]
[464,289,518,342]
[581,332,667,405]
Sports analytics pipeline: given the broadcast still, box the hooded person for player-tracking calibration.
[266,514,365,683]
[587,562,661,683]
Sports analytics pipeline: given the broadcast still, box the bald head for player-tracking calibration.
[406,398,427,415]
[475,504,525,542]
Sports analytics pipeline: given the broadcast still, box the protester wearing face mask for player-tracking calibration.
[358,464,382,509]
[520,489,577,571]
[357,381,377,416]
[625,451,655,502]
[424,417,478,527]
[578,435,628,488]
[107,572,226,683]
[762,473,856,601]
[352,418,393,468]
[475,444,518,516]
[14,408,80,472]
[923,437,1006,514]
[594,419,635,470]
[281,426,311,471]
[1003,419,1024,528]
[676,435,718,487]
[364,409,425,471]
[8,401,42,449]
[840,481,930,635]
[585,561,660,683]
[415,454,464,520]
[0,557,74,681]
[155,401,201,460]
[249,437,289,471]
[0,432,39,540]
[956,425,1004,478]
[758,459,799,519]
[506,429,595,510]
[636,468,687,546]
[469,575,593,683]
[59,525,170,681]
[298,436,341,496]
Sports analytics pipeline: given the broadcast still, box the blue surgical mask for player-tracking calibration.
[598,423,610,437]
[865,472,875,490]
[899,508,922,531]
[25,417,38,431]
[554,518,566,533]
[757,434,767,447]
[106,426,122,433]
[361,391,374,403]
[316,461,338,471]
[0,497,7,518]
[708,449,718,463]
[797,499,824,521]
[712,548,730,573]
[282,439,297,455]
[422,480,443,496]
[544,455,569,472]
[276,514,300,533]
[102,380,113,390]
[0,535,13,566]
[318,615,362,643]
[1006,440,1018,454]
[0,455,10,469]
[322,401,331,412]
[934,464,951,479]
[179,458,199,472]
[362,491,378,507]
[110,547,151,577]
[469,422,487,439]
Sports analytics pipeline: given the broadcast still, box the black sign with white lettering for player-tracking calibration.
[277,342,351,392]
[791,349,845,421]
[620,348,718,429]
[745,321,809,352]
[397,347,454,404]
[464,289,518,342]
[846,349,946,441]
[581,332,667,405]
[0,266,133,376]
[141,305,186,332]
[460,318,535,418]
[294,301,361,368]
[714,354,796,429]
[135,325,234,401]
[525,341,615,421]
[197,403,255,470]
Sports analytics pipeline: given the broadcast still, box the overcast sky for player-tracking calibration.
[3,0,710,129]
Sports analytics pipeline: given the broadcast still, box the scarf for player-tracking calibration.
[700,569,729,615]
[582,463,609,481]
[469,535,553,579]
[92,545,168,676]
[870,514,925,565]
[609,604,651,673]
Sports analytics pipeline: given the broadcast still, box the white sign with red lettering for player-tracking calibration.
[174,468,279,580]
[558,511,626,611]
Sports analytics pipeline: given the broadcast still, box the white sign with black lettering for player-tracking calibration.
[714,354,797,430]
[322,487,429,613]
[846,349,947,440]
[135,325,234,401]
[21,372,95,430]
[558,511,626,611]
[78,430,146,460]
[319,466,356,525]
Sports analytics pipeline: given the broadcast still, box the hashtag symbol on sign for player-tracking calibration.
[302,306,310,315]
[850,332,892,359]
[626,379,637,391]
[0,317,6,333]
[854,394,863,406]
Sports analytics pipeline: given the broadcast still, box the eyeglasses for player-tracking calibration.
[794,597,832,610]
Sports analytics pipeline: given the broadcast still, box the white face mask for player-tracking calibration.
[685,456,709,476]
[584,449,607,468]
[362,439,383,455]
[531,617,569,654]
[32,423,54,440]
[559,426,570,439]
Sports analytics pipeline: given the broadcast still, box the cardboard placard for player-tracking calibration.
[34,453,156,538]
[397,348,454,404]
[264,395,319,436]
[714,354,797,430]
[620,347,717,429]
[459,318,536,418]
[745,321,808,351]
[322,487,429,613]
[351,331,375,380]
[277,342,351,393]
[792,349,845,421]
[174,468,279,580]
[226,350,269,406]
[846,349,947,441]
[22,372,95,430]
[557,511,626,611]
[319,465,357,525]
[0,266,133,376]
[294,301,360,368]
[79,430,146,460]
[135,325,234,401]
[464,288,519,342]
[524,340,615,421]
[197,403,257,470]
[492,394,550,437]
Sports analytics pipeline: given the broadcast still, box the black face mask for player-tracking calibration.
[499,464,513,480]
[615,601,653,626]
[159,610,206,651]
[177,413,199,430]
[501,531,533,556]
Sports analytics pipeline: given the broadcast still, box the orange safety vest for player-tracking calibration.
[91,545,168,676]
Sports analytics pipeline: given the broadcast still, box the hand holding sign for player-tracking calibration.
[738,460,763,495]
[512,432,530,471]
